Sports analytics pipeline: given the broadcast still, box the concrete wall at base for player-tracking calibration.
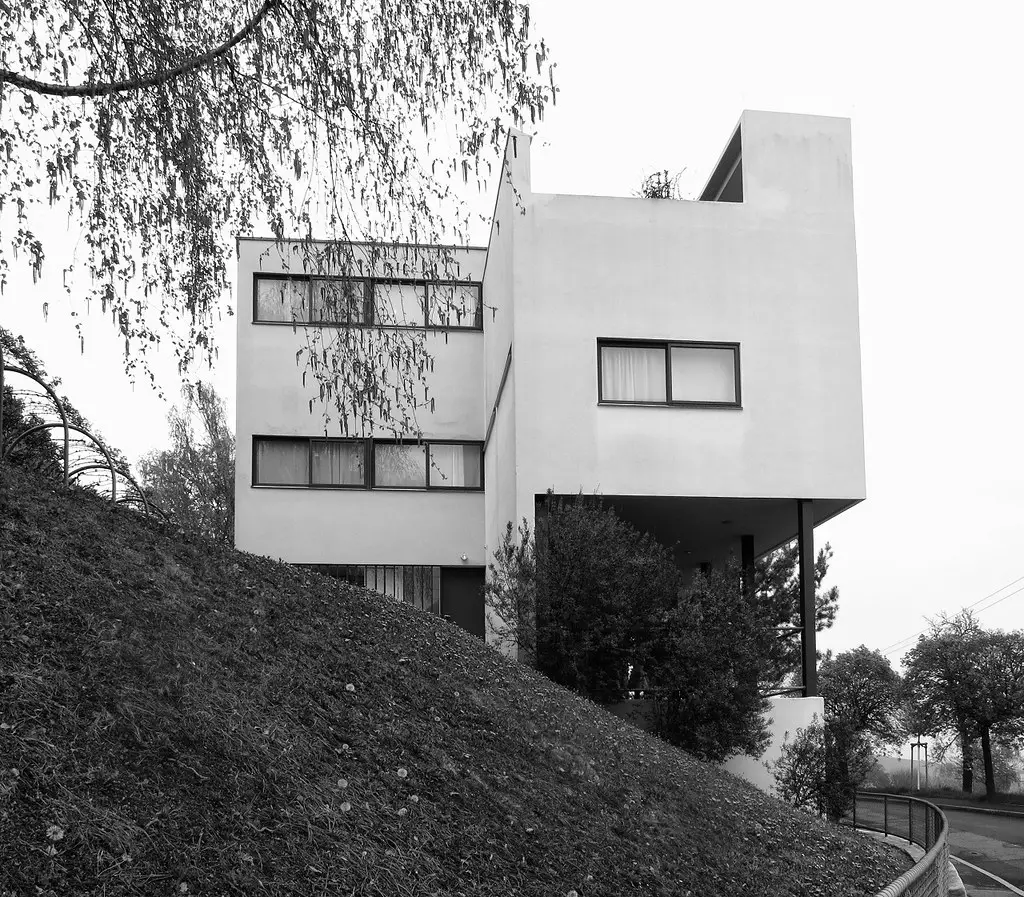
[724,695,824,792]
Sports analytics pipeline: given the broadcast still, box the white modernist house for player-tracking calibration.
[235,110,865,786]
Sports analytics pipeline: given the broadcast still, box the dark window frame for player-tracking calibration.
[251,436,484,491]
[597,338,742,408]
[371,438,485,491]
[252,435,369,489]
[252,272,483,331]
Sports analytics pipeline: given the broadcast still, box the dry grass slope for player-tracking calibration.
[0,466,910,896]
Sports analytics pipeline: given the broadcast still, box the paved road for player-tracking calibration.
[943,808,1024,895]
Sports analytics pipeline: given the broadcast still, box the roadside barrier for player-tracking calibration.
[841,792,950,897]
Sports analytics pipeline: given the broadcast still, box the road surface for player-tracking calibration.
[943,808,1024,896]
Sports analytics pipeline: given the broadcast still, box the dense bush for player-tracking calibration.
[487,495,774,762]
[645,563,773,762]
[770,720,874,821]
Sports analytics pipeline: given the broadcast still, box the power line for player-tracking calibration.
[879,573,1024,657]
[973,582,1024,617]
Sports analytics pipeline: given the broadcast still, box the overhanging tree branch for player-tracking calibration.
[0,0,281,98]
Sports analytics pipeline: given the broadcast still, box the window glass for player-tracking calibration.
[428,443,482,488]
[311,279,366,324]
[374,443,426,487]
[600,346,667,402]
[255,277,309,322]
[428,283,482,328]
[255,438,308,484]
[311,440,365,486]
[373,281,426,327]
[670,346,737,403]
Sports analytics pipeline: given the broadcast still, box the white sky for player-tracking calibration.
[2,0,1022,661]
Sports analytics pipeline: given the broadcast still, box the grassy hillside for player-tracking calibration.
[0,466,909,896]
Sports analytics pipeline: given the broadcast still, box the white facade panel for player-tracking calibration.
[235,239,488,567]
[234,110,866,638]
[511,112,864,509]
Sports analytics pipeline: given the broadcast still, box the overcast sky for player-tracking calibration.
[2,0,1022,661]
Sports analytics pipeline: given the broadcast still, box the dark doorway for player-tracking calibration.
[440,567,485,638]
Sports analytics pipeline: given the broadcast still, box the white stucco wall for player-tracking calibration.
[235,239,487,565]
[724,696,824,792]
[234,111,866,589]
[509,111,865,517]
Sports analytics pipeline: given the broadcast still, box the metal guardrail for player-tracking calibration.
[841,792,950,897]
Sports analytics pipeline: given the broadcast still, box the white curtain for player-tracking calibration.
[255,439,308,484]
[255,277,309,322]
[601,346,667,402]
[311,441,364,485]
[428,443,481,488]
[670,346,736,402]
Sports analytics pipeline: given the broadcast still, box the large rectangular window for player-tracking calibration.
[600,345,667,402]
[311,279,367,325]
[374,443,428,488]
[254,437,483,490]
[253,274,482,330]
[254,438,309,485]
[428,283,483,329]
[373,281,427,327]
[428,443,483,489]
[669,345,738,404]
[254,437,366,487]
[254,277,310,323]
[598,339,741,407]
[311,440,366,486]
[303,565,441,615]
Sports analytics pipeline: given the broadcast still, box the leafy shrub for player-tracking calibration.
[770,719,875,820]
[645,563,773,762]
[487,496,774,761]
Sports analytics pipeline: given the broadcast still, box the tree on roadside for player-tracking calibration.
[819,646,904,748]
[904,611,1024,797]
[1,1,554,434]
[138,383,235,544]
[771,719,874,821]
[769,648,901,819]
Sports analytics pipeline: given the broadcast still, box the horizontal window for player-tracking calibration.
[374,443,427,488]
[303,564,441,614]
[311,439,366,486]
[253,274,481,329]
[428,443,483,489]
[253,437,483,490]
[254,437,367,487]
[598,339,741,407]
[254,437,310,484]
[372,440,484,490]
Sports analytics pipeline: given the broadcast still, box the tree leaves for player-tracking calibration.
[0,0,555,434]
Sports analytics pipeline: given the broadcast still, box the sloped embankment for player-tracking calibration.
[0,466,909,895]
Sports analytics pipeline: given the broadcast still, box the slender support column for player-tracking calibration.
[740,534,755,598]
[0,345,5,462]
[797,499,817,697]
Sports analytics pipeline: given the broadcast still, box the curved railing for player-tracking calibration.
[1,349,165,520]
[842,792,950,897]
